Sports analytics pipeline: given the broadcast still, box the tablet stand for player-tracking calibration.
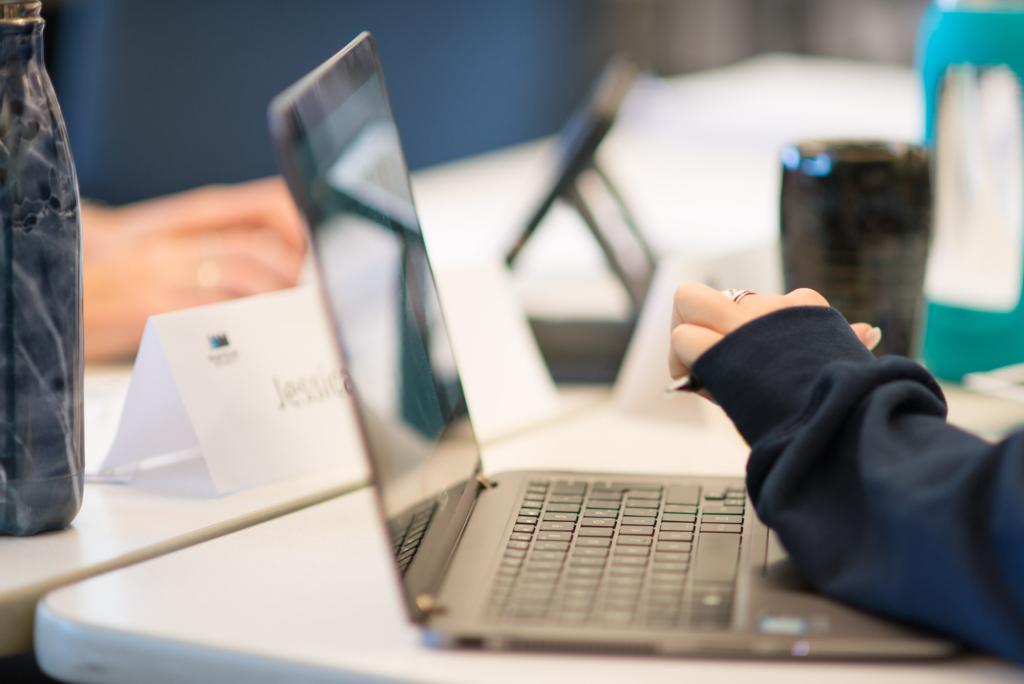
[505,157,658,383]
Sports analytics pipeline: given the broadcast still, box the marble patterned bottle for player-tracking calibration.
[0,0,83,535]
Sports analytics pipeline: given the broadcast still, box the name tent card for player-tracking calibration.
[99,286,366,493]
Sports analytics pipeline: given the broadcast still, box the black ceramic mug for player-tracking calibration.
[780,141,932,357]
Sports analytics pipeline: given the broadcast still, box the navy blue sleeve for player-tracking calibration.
[691,306,1024,661]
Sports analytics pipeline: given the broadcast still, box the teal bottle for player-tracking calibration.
[918,1,1024,380]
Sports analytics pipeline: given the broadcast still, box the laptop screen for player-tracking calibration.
[269,33,482,612]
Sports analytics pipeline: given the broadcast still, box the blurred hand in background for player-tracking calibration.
[82,177,306,362]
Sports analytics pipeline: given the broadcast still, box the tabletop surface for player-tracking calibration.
[34,381,1024,684]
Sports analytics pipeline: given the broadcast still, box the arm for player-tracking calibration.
[672,284,1024,661]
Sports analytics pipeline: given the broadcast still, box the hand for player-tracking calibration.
[83,177,307,361]
[669,282,881,392]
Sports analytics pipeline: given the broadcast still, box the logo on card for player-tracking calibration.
[206,332,239,367]
[208,333,230,350]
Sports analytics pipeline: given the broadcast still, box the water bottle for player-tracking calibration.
[0,0,84,535]
[918,0,1024,380]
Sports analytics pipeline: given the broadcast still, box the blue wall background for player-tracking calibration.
[49,0,604,204]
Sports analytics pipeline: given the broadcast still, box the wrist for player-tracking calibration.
[691,306,875,444]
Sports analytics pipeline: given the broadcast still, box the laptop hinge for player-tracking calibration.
[415,593,445,617]
[475,473,497,490]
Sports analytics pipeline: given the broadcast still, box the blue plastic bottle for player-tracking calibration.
[918,1,1024,380]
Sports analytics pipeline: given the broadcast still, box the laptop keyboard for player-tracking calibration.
[389,500,438,576]
[486,479,745,628]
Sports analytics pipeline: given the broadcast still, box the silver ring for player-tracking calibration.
[721,288,756,304]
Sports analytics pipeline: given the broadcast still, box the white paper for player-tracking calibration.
[432,260,563,442]
[99,287,366,493]
[614,243,782,422]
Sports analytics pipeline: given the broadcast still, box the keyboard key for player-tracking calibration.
[619,525,653,536]
[658,531,694,542]
[585,509,618,519]
[548,495,583,504]
[654,551,691,563]
[703,489,727,501]
[610,555,648,567]
[624,507,657,517]
[566,566,603,578]
[613,545,650,557]
[509,533,532,542]
[569,556,606,567]
[606,575,643,587]
[701,523,742,534]
[552,481,586,494]
[507,541,530,550]
[589,490,623,501]
[660,522,694,532]
[585,501,620,510]
[627,489,661,499]
[518,509,540,517]
[535,541,569,551]
[703,514,744,524]
[578,527,613,537]
[651,561,689,573]
[663,504,698,514]
[547,503,581,513]
[525,561,562,572]
[616,536,652,547]
[503,548,526,559]
[658,541,693,552]
[532,551,567,561]
[516,517,538,526]
[666,485,701,505]
[537,531,571,541]
[701,505,743,516]
[609,565,645,577]
[524,492,545,501]
[576,537,611,548]
[521,501,542,509]
[624,500,659,509]
[540,521,575,532]
[581,517,616,528]
[621,516,655,526]
[572,547,608,558]
[662,513,696,523]
[542,512,577,522]
[528,480,550,487]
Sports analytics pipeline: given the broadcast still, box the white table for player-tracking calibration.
[0,367,366,657]
[33,382,1024,684]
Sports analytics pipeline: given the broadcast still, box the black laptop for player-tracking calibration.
[268,31,954,658]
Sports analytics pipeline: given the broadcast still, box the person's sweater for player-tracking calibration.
[691,306,1024,662]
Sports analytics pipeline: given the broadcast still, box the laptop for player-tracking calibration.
[268,32,955,659]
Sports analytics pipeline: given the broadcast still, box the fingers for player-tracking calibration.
[126,177,308,252]
[672,281,748,334]
[850,322,882,351]
[194,229,304,297]
[784,287,829,307]
[669,323,723,379]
